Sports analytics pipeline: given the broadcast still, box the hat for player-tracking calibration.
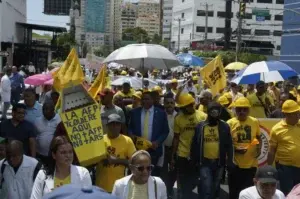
[218,96,230,106]
[42,184,118,199]
[151,86,163,95]
[133,91,142,99]
[192,76,199,81]
[223,92,232,99]
[255,165,278,183]
[153,69,159,73]
[170,79,178,84]
[120,70,127,75]
[176,93,195,108]
[232,97,251,108]
[199,90,212,98]
[282,100,300,113]
[107,114,122,124]
[99,88,114,97]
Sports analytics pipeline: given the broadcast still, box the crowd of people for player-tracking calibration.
[0,64,300,199]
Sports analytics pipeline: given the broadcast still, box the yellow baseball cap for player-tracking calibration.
[133,91,142,99]
[170,79,178,84]
[223,92,233,99]
[282,100,300,113]
[121,70,127,75]
[176,93,195,107]
[192,76,199,81]
[231,97,251,108]
[218,96,230,106]
[151,86,163,95]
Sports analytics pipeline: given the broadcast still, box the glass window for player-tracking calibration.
[242,29,251,35]
[257,0,272,3]
[197,10,214,17]
[275,15,283,21]
[182,13,184,18]
[273,30,282,36]
[276,45,281,50]
[196,26,213,33]
[217,11,233,18]
[181,28,184,34]
[276,0,284,4]
[255,29,270,36]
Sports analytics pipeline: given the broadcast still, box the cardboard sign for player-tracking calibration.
[61,103,105,166]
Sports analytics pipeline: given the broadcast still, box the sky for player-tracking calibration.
[27,0,69,34]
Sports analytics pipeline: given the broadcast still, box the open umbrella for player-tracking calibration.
[111,76,157,90]
[225,62,247,71]
[176,53,205,67]
[231,61,298,84]
[103,44,180,70]
[24,73,52,86]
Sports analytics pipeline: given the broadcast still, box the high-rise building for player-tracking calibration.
[84,0,106,32]
[121,3,138,31]
[162,0,173,40]
[44,0,76,16]
[280,0,300,73]
[136,15,160,38]
[171,0,284,55]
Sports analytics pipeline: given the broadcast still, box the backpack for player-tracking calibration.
[0,159,42,188]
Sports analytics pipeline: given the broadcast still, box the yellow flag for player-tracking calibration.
[88,65,107,99]
[200,55,226,96]
[53,48,85,92]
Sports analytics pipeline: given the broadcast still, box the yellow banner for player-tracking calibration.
[200,55,226,96]
[88,65,107,99]
[60,103,105,166]
[257,118,280,166]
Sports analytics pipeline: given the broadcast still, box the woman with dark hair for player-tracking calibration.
[30,136,91,199]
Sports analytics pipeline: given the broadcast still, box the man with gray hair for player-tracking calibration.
[198,90,213,113]
[0,66,12,120]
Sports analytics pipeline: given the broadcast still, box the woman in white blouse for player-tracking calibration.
[112,150,167,199]
[30,136,92,199]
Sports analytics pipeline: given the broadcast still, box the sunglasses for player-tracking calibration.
[131,164,154,172]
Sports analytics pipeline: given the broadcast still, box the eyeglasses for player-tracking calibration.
[131,164,154,172]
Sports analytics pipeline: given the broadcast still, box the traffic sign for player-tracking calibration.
[256,16,265,22]
[252,9,270,17]
[0,51,9,57]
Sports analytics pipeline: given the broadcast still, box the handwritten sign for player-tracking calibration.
[60,104,106,166]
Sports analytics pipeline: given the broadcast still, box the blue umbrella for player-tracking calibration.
[231,61,298,84]
[176,53,205,67]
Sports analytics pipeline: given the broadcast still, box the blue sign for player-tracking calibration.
[256,16,265,21]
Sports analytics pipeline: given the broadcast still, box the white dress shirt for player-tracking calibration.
[164,111,177,147]
[141,106,154,140]
[239,186,285,199]
[0,75,11,102]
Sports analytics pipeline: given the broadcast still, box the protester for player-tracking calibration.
[96,114,136,193]
[151,86,165,110]
[35,102,61,165]
[244,84,255,97]
[198,90,213,113]
[270,92,289,118]
[10,66,25,105]
[0,140,41,199]
[30,136,92,198]
[227,97,262,199]
[239,166,285,199]
[100,88,127,134]
[0,66,12,120]
[191,102,234,199]
[127,91,142,109]
[172,91,207,199]
[28,62,36,75]
[229,82,244,101]
[182,78,197,94]
[268,82,280,107]
[115,82,134,99]
[42,184,119,199]
[129,91,169,176]
[0,103,37,157]
[112,150,167,199]
[113,94,131,128]
[24,88,43,123]
[170,79,178,95]
[268,99,300,195]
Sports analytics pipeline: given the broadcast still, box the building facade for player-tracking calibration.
[162,0,173,40]
[280,0,300,73]
[44,0,73,15]
[171,0,284,55]
[136,15,160,38]
[121,3,138,31]
[0,0,26,68]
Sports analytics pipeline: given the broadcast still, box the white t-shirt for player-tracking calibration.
[239,186,285,199]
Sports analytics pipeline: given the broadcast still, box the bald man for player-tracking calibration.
[10,66,25,105]
[0,140,41,199]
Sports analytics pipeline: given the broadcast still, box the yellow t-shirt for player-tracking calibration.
[203,125,219,159]
[195,84,201,94]
[174,110,207,158]
[96,135,136,192]
[127,180,148,199]
[247,93,274,118]
[198,104,207,113]
[227,116,261,168]
[269,120,300,167]
[54,175,71,188]
[115,90,134,99]
[171,89,178,95]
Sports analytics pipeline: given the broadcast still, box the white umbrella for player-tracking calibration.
[111,76,157,90]
[103,44,180,70]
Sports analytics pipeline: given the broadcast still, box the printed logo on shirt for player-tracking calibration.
[236,125,252,143]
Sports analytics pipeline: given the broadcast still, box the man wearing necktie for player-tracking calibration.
[129,91,169,176]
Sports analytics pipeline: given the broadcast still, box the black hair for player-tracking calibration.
[12,103,26,112]
[24,88,36,95]
[50,91,59,98]
[207,101,222,112]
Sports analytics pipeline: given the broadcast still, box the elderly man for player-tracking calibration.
[198,90,212,113]
[23,88,43,124]
[10,66,25,105]
[268,100,300,195]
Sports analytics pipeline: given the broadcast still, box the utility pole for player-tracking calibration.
[204,3,208,45]
[236,0,245,61]
[224,0,232,50]
[175,18,182,53]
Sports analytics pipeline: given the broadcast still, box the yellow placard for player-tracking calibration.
[60,104,106,166]
[200,55,226,96]
[133,136,152,150]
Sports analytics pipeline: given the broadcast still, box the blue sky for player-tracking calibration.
[27,0,69,33]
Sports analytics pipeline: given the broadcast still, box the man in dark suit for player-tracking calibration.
[129,91,169,176]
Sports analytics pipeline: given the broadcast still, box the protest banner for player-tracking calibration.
[60,84,106,166]
[257,118,280,166]
[200,55,226,96]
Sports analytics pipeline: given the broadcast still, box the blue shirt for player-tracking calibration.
[141,106,154,140]
[10,72,25,92]
[25,102,43,124]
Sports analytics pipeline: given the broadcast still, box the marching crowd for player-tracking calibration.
[0,65,300,199]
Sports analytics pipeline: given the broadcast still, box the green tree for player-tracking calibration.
[151,34,162,44]
[122,27,150,43]
[159,39,169,48]
[56,32,76,48]
[93,45,112,57]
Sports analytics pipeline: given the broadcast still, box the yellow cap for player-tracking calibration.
[153,69,159,73]
[170,79,178,84]
[282,100,300,113]
[152,86,163,95]
[218,96,230,106]
[223,92,233,99]
[231,97,251,108]
[192,76,199,81]
[121,70,127,75]
[176,93,195,107]
[192,71,197,75]
[133,91,142,99]
[297,85,300,90]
